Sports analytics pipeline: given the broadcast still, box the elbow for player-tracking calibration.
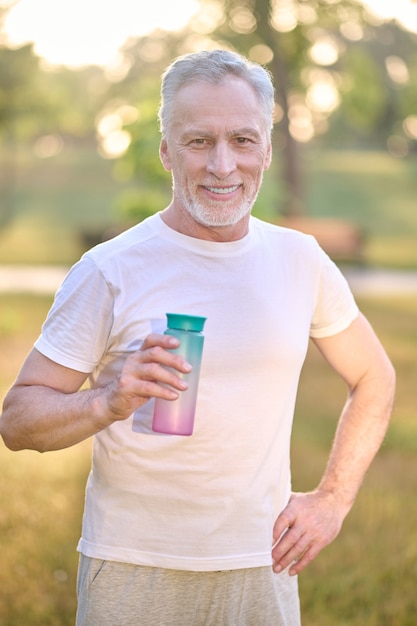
[1,391,33,452]
[0,431,22,452]
[0,418,26,452]
[1,438,25,453]
[0,398,20,450]
[0,428,45,453]
[0,406,40,453]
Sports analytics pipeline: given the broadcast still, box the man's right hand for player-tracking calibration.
[0,335,192,452]
[102,333,192,423]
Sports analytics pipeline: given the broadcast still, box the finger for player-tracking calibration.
[288,543,320,576]
[272,502,296,543]
[142,361,190,391]
[272,530,309,573]
[135,342,193,378]
[113,364,185,406]
[140,333,180,351]
[121,357,189,401]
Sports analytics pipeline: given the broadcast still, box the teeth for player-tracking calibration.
[206,185,239,194]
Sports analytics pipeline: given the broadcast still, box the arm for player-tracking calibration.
[272,312,395,576]
[0,335,192,453]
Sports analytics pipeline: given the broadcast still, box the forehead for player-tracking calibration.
[170,77,267,136]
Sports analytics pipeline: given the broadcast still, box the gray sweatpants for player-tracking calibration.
[76,555,301,626]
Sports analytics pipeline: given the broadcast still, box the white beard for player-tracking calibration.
[174,179,262,228]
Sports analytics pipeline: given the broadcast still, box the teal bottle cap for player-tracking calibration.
[166,313,207,332]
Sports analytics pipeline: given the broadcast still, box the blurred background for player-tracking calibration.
[0,1,417,624]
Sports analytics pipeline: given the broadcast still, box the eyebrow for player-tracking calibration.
[181,127,263,141]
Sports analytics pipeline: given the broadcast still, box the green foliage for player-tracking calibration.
[2,2,417,226]
[399,52,417,118]
[35,67,107,138]
[1,146,417,267]
[115,187,171,224]
[340,49,386,131]
[0,46,104,141]
[122,91,169,186]
[305,150,417,241]
[0,43,40,134]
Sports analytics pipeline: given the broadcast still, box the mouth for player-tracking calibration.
[203,184,241,195]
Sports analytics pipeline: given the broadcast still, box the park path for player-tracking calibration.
[1,265,417,296]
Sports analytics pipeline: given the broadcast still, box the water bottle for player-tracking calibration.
[152,313,207,435]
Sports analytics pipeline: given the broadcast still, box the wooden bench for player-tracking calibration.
[279,217,364,264]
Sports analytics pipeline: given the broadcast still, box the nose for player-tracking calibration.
[206,141,236,179]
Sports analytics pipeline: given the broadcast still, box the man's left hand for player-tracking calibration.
[271,490,348,576]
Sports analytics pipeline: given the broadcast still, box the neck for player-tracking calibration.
[160,205,250,242]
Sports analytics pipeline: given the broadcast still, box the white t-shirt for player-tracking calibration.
[35,213,358,571]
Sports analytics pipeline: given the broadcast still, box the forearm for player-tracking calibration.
[272,360,395,576]
[272,315,395,575]
[1,335,191,453]
[0,385,111,453]
[317,365,395,510]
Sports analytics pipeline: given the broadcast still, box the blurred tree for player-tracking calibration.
[34,66,107,141]
[193,0,417,215]
[0,41,40,226]
[187,0,363,215]
[111,1,417,220]
[0,38,108,227]
[2,0,416,229]
[335,22,417,152]
[101,33,187,224]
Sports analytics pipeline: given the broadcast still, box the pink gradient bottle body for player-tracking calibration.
[152,313,206,436]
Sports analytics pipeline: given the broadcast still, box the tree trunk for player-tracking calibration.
[254,0,304,217]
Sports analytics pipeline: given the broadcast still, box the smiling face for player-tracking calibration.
[159,76,272,241]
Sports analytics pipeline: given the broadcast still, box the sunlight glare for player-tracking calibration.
[309,37,340,66]
[270,0,298,33]
[307,81,340,114]
[385,56,409,84]
[3,0,200,67]
[288,97,315,143]
[403,115,417,140]
[34,134,64,158]
[100,130,131,158]
[362,0,417,34]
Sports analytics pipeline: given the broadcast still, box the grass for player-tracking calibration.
[0,146,130,265]
[0,294,91,626]
[1,293,417,624]
[292,295,417,625]
[304,150,417,269]
[1,146,417,267]
[0,443,91,626]
[1,147,417,623]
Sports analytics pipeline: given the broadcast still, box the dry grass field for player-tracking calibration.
[1,293,416,625]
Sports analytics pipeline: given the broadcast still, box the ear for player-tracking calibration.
[264,141,272,171]
[159,138,172,171]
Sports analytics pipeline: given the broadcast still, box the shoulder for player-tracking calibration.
[86,215,159,266]
[250,216,322,258]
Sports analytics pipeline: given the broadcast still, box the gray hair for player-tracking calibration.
[158,49,275,138]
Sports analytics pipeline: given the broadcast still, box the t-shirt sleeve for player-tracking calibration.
[34,255,114,373]
[309,246,359,339]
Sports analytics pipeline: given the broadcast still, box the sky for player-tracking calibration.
[2,0,417,68]
[1,0,200,67]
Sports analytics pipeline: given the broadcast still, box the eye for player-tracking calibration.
[187,139,207,150]
[235,137,252,145]
[188,137,209,146]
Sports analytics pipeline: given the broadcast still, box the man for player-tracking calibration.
[0,50,395,626]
